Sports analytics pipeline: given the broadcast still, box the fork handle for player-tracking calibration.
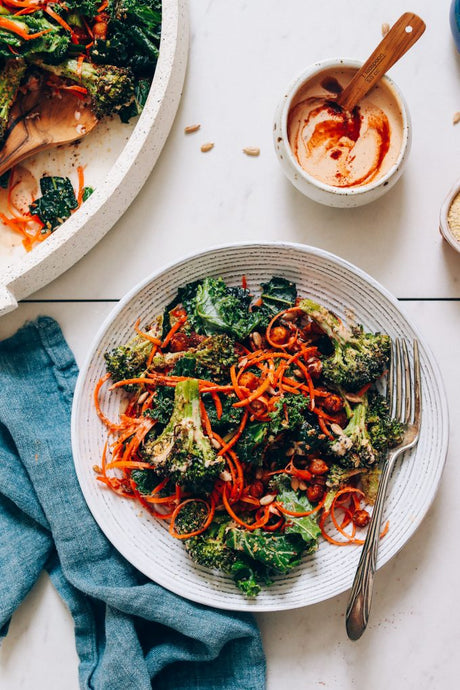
[345,453,398,640]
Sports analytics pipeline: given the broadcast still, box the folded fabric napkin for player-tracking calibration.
[0,317,266,690]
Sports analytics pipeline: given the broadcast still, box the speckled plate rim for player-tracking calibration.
[71,241,449,612]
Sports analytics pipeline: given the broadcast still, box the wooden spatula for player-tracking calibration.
[0,88,98,176]
[336,12,426,112]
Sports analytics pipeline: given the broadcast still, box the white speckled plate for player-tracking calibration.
[71,242,448,612]
[0,0,188,317]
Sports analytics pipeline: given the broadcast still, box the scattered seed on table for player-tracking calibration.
[243,147,260,157]
[184,123,201,133]
[381,22,390,36]
[201,142,214,152]
[453,112,460,125]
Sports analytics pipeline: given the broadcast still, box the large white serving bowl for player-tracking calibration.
[72,242,448,612]
[0,0,188,317]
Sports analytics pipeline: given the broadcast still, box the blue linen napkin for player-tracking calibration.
[0,316,266,690]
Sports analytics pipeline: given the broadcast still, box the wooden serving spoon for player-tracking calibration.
[0,88,98,176]
[336,12,426,112]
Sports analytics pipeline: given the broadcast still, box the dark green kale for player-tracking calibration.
[202,393,244,435]
[299,299,391,392]
[0,11,70,63]
[91,0,161,77]
[186,277,261,340]
[82,186,94,202]
[141,378,225,494]
[234,421,271,465]
[225,528,306,574]
[130,467,160,495]
[271,481,321,549]
[29,176,78,232]
[143,386,175,425]
[63,1,99,18]
[253,276,297,328]
[161,280,202,339]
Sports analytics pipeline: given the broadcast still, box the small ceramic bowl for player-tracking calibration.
[273,58,412,208]
[439,177,460,252]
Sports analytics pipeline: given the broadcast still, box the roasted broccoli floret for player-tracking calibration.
[33,58,135,117]
[150,334,237,382]
[104,334,153,387]
[175,508,263,597]
[0,58,26,142]
[326,464,363,490]
[299,299,391,392]
[366,390,405,452]
[194,334,237,380]
[141,378,225,494]
[333,397,377,468]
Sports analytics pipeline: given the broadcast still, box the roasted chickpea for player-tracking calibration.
[352,509,371,528]
[308,458,329,475]
[306,484,325,503]
[270,325,290,345]
[168,332,190,352]
[322,393,344,414]
[239,371,259,390]
[93,21,108,40]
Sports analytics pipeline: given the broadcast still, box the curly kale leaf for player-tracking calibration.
[202,393,244,435]
[234,421,271,465]
[143,386,175,426]
[91,0,161,76]
[190,278,261,340]
[253,276,297,327]
[225,528,306,574]
[130,468,159,495]
[274,486,321,549]
[29,176,78,232]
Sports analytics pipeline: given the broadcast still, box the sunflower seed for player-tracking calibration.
[243,147,260,156]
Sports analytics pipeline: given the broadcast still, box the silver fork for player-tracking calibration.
[345,338,421,641]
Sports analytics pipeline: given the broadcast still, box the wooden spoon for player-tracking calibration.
[0,89,98,176]
[336,12,426,112]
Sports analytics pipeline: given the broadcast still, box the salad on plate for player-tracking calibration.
[94,275,405,597]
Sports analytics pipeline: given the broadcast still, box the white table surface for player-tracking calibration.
[1,1,459,688]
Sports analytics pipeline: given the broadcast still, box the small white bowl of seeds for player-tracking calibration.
[440,177,460,252]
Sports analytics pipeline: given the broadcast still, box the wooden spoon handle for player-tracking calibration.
[336,12,426,112]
